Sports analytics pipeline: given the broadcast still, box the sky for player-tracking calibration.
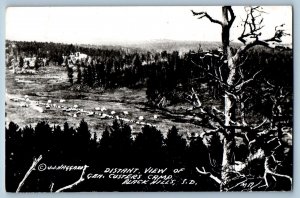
[5,6,292,45]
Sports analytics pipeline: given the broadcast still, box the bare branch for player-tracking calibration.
[225,90,238,100]
[236,7,290,57]
[264,156,292,188]
[218,64,224,82]
[227,6,236,27]
[191,10,223,26]
[227,179,247,191]
[223,117,270,131]
[252,118,269,130]
[185,88,225,129]
[236,28,289,57]
[270,154,283,165]
[212,105,223,115]
[190,60,228,87]
[238,13,249,44]
[191,87,202,107]
[238,7,264,44]
[201,128,225,138]
[235,69,262,91]
[196,167,222,184]
[55,165,89,192]
[50,183,54,192]
[16,155,43,192]
[201,107,226,129]
[267,137,282,152]
[236,55,249,69]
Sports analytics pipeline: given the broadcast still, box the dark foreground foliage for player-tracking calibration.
[6,119,292,192]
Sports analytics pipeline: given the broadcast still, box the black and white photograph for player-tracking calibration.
[5,6,293,192]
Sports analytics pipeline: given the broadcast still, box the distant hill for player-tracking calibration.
[87,40,215,54]
[126,40,222,53]
[92,39,246,54]
[8,39,291,56]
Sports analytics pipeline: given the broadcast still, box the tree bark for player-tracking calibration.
[240,97,247,126]
[221,6,237,190]
[222,93,236,190]
[222,7,230,56]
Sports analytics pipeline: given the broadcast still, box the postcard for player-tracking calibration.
[5,6,293,192]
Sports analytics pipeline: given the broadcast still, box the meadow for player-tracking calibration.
[5,64,206,139]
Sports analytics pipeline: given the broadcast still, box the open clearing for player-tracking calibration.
[6,65,205,138]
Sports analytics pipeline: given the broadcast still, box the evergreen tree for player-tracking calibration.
[19,56,24,68]
[109,120,133,166]
[74,119,91,159]
[34,121,53,155]
[98,127,112,166]
[34,58,39,71]
[89,132,99,163]
[82,67,88,85]
[76,60,82,84]
[134,125,165,166]
[6,122,22,192]
[77,119,90,141]
[62,122,77,160]
[99,127,111,151]
[165,126,187,166]
[67,66,74,85]
[187,136,210,168]
[87,65,94,87]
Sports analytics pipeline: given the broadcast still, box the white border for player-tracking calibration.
[0,0,297,198]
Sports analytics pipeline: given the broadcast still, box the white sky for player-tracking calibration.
[6,6,292,45]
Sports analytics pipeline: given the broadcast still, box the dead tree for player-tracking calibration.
[191,6,290,190]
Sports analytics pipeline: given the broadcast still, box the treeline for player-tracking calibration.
[6,119,292,192]
[7,40,293,113]
[6,40,135,65]
[66,48,225,106]
[6,119,223,192]
[69,50,207,91]
[7,40,208,93]
[69,53,151,89]
[7,41,292,99]
[69,46,292,109]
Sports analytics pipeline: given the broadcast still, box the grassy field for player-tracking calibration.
[6,65,205,139]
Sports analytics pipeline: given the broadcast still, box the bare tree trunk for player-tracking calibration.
[221,6,237,190]
[240,95,247,126]
[222,94,236,189]
[222,7,230,56]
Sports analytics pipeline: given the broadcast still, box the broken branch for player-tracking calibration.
[227,6,236,27]
[190,60,228,87]
[16,155,43,192]
[191,10,223,25]
[235,70,263,91]
[264,156,292,188]
[196,167,222,184]
[201,128,223,138]
[55,165,89,192]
